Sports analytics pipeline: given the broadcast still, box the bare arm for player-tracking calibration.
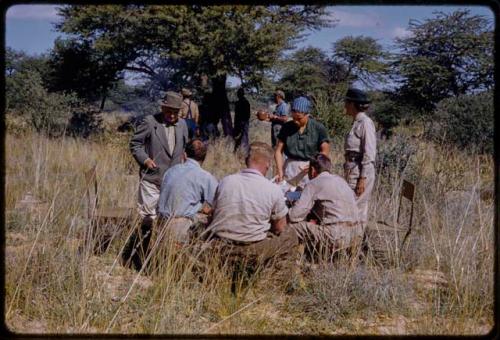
[270,216,287,235]
[274,140,286,182]
[319,141,330,156]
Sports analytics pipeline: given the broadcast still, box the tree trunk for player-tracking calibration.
[99,88,107,112]
[212,74,233,137]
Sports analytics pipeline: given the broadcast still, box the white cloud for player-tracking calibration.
[6,5,60,20]
[391,26,413,38]
[329,9,382,28]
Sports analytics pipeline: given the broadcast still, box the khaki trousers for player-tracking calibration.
[137,179,160,219]
[289,221,363,261]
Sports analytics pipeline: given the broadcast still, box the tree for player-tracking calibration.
[276,47,332,99]
[47,38,126,110]
[56,5,330,134]
[394,10,493,113]
[331,36,388,86]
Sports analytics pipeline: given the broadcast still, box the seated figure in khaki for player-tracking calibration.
[157,138,218,245]
[288,153,362,261]
[204,142,299,275]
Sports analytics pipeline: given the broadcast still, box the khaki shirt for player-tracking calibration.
[344,112,377,178]
[288,172,359,224]
[179,99,199,123]
[207,168,288,243]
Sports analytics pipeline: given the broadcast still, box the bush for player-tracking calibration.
[312,85,351,141]
[6,70,77,137]
[370,94,402,139]
[67,105,103,138]
[426,91,493,154]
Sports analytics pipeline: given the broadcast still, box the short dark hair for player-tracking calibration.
[309,153,332,174]
[185,138,207,162]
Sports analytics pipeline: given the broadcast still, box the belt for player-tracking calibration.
[344,151,362,162]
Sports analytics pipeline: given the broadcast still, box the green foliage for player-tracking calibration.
[369,92,403,139]
[332,36,388,86]
[394,10,493,112]
[277,47,331,99]
[67,105,103,138]
[56,5,329,90]
[426,91,493,154]
[47,38,125,106]
[311,84,351,141]
[7,71,77,137]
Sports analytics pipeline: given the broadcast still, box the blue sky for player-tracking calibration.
[5,4,495,87]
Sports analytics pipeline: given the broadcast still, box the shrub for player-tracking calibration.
[376,133,419,178]
[6,70,77,137]
[370,94,402,139]
[426,91,493,154]
[312,85,351,141]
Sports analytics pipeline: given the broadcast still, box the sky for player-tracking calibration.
[4,4,495,87]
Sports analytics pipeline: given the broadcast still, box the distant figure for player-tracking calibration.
[274,96,330,187]
[288,153,362,260]
[124,91,189,270]
[343,88,377,231]
[233,88,251,153]
[205,142,298,278]
[157,139,218,245]
[179,88,200,138]
[199,91,220,140]
[268,90,290,147]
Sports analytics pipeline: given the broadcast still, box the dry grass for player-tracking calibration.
[4,119,494,335]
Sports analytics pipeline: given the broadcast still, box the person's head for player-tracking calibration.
[160,91,183,124]
[344,88,370,117]
[308,153,332,179]
[245,142,274,176]
[237,87,245,99]
[274,90,285,104]
[291,96,311,126]
[185,138,207,164]
[181,88,192,99]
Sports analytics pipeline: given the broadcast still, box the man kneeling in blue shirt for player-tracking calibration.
[157,139,218,245]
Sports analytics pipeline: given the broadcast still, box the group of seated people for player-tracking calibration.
[153,139,362,267]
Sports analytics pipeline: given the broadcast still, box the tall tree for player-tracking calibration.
[56,5,329,133]
[331,35,388,86]
[277,47,332,99]
[394,10,493,113]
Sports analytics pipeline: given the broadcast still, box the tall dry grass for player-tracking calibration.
[4,118,494,335]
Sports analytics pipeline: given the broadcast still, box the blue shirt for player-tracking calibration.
[158,158,218,218]
[274,101,289,117]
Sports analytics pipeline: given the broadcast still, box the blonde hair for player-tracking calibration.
[246,142,273,166]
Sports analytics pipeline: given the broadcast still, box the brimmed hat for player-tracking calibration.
[274,90,285,100]
[291,96,311,114]
[181,88,192,97]
[159,91,183,109]
[345,88,371,104]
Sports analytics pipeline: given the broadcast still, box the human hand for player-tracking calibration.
[144,158,157,170]
[299,164,309,173]
[355,177,366,196]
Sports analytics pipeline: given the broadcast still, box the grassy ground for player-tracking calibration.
[4,116,494,335]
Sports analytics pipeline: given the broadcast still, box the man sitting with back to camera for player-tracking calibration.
[204,142,299,272]
[288,153,362,261]
[157,138,218,245]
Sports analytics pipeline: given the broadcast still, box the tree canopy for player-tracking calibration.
[394,10,493,112]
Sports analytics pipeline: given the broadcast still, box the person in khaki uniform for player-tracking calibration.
[204,142,299,276]
[343,88,377,231]
[288,154,362,260]
[123,91,189,271]
[179,88,200,138]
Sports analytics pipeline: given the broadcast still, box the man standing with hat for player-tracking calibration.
[123,91,189,270]
[343,88,377,231]
[274,96,330,187]
[268,89,290,148]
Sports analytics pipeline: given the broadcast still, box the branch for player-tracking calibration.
[124,65,156,76]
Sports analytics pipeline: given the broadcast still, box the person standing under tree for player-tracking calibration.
[233,87,251,153]
[268,90,290,148]
[179,88,200,138]
[343,88,377,232]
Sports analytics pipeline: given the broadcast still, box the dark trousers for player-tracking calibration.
[121,217,153,271]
